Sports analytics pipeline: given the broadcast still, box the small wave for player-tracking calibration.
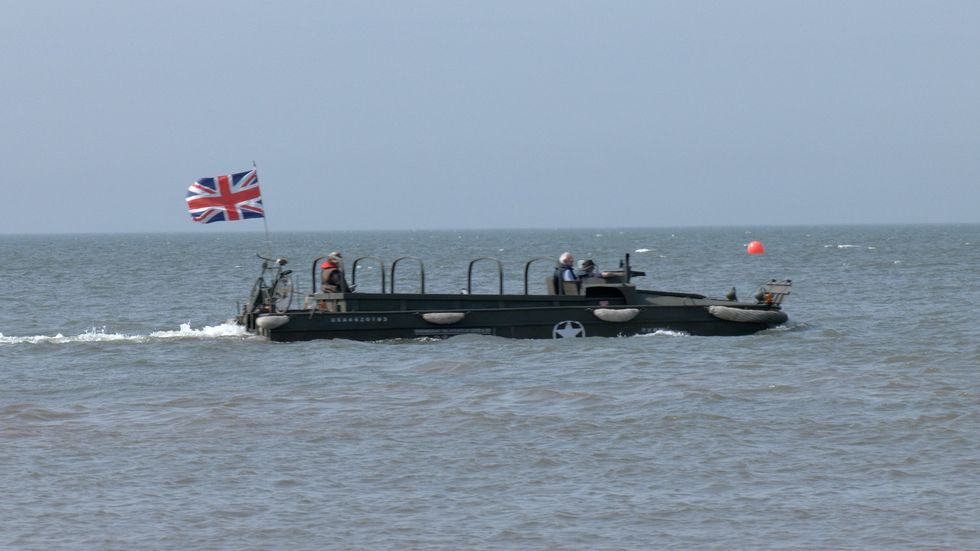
[0,322,250,345]
[764,322,807,333]
[634,248,653,253]
[1,404,87,421]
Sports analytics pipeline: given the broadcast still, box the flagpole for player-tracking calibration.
[255,160,273,258]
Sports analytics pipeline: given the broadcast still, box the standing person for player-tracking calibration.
[320,251,351,293]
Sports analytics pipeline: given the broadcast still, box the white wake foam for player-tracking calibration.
[0,321,250,345]
[637,329,689,338]
[148,321,250,339]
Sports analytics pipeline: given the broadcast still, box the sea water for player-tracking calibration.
[1,225,978,549]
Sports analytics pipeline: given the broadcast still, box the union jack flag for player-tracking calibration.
[186,169,264,224]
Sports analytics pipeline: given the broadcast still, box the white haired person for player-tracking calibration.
[553,251,579,294]
[556,252,576,282]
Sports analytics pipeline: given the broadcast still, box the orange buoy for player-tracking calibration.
[747,241,765,255]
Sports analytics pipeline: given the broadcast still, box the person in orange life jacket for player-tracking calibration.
[320,251,351,293]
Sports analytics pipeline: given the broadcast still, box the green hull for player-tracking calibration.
[239,284,789,342]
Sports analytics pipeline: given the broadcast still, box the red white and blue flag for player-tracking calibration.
[186,169,264,224]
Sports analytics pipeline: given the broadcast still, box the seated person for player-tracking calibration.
[320,251,351,293]
[553,252,579,294]
[576,259,611,279]
[554,252,577,282]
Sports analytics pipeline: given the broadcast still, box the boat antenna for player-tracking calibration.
[254,160,274,258]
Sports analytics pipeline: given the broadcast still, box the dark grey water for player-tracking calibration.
[2,226,979,549]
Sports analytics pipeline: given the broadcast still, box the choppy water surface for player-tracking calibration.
[2,226,979,549]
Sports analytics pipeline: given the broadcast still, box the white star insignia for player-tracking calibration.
[553,320,585,338]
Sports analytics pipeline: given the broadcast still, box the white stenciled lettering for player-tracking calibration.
[327,315,390,323]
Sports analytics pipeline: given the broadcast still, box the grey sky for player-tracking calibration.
[2,1,978,234]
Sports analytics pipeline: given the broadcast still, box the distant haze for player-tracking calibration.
[2,1,978,234]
